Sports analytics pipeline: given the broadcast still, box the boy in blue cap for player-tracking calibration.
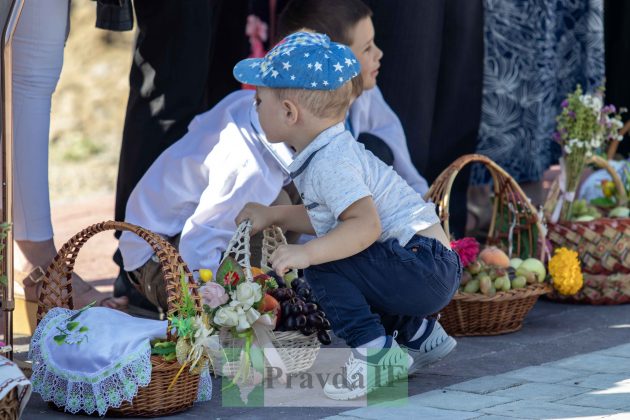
[235,31,462,400]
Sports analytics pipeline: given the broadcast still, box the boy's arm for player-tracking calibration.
[236,203,316,235]
[269,196,381,275]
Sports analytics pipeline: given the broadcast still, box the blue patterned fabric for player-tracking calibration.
[473,0,605,184]
[233,32,360,91]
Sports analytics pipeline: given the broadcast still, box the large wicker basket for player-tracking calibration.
[36,221,202,417]
[425,154,551,336]
[545,155,630,304]
[215,221,320,376]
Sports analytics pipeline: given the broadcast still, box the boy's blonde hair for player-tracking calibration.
[272,74,363,119]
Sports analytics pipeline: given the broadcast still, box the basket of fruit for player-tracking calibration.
[425,154,551,336]
[201,221,328,378]
[544,155,630,304]
[35,221,204,417]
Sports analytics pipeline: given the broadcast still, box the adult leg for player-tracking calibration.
[425,0,483,238]
[114,0,218,226]
[12,0,126,308]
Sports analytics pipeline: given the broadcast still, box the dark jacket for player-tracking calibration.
[94,0,134,31]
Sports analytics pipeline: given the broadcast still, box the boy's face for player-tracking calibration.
[255,87,286,143]
[349,17,383,91]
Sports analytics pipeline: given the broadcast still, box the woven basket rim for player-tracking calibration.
[452,283,551,303]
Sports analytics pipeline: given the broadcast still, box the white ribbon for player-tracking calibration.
[252,317,290,384]
[550,158,576,223]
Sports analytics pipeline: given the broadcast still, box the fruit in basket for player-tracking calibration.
[479,246,510,268]
[464,279,480,293]
[479,276,492,295]
[460,271,472,286]
[467,260,482,275]
[258,293,280,314]
[509,258,523,270]
[609,206,630,218]
[516,258,546,283]
[511,276,527,289]
[494,274,511,292]
[317,330,332,345]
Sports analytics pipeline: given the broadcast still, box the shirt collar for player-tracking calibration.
[288,122,345,175]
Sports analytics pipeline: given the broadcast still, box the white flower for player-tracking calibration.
[214,307,239,327]
[564,145,572,154]
[233,282,262,310]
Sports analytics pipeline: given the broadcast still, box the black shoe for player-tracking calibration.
[114,269,160,318]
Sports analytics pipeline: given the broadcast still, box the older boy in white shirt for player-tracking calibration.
[234,31,461,400]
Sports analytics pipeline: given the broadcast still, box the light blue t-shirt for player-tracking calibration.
[288,123,439,247]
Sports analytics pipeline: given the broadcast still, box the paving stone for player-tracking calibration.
[481,400,620,418]
[446,376,525,395]
[545,354,630,374]
[559,373,630,390]
[499,366,584,383]
[392,389,514,412]
[327,404,478,420]
[488,382,590,402]
[556,391,630,410]
[595,344,630,359]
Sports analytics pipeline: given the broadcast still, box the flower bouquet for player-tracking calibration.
[543,86,630,304]
[548,85,625,223]
[197,221,328,385]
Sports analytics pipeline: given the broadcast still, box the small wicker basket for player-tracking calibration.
[545,155,630,304]
[215,221,320,376]
[425,154,551,336]
[36,221,202,417]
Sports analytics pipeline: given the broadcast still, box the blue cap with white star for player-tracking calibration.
[233,31,361,91]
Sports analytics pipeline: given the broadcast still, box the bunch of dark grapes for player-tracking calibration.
[267,273,332,345]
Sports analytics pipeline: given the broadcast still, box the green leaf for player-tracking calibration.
[590,197,616,208]
[79,326,89,333]
[0,275,7,287]
[53,335,67,345]
[216,256,245,288]
[66,321,80,331]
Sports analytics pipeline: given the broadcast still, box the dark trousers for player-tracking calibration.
[114,0,247,227]
[365,0,484,239]
[604,0,630,156]
[304,235,461,348]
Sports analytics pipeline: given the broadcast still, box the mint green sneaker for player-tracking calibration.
[323,336,412,400]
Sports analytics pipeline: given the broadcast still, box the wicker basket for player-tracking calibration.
[425,154,551,336]
[215,221,320,376]
[36,221,201,417]
[544,155,630,304]
[0,389,17,420]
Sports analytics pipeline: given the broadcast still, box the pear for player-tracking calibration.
[460,271,472,286]
[480,276,493,295]
[511,276,527,289]
[464,279,480,293]
[487,286,497,297]
[468,260,482,275]
[494,275,511,292]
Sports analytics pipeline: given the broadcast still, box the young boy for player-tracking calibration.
[234,31,462,400]
[117,0,428,311]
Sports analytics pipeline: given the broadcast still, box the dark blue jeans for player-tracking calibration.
[305,235,462,348]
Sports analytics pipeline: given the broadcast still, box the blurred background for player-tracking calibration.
[49,1,132,202]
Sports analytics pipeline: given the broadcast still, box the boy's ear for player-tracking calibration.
[282,99,299,126]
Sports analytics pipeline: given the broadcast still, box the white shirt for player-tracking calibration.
[119,91,291,273]
[289,123,439,246]
[120,88,429,273]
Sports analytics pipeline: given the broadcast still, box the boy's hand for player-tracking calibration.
[269,244,311,276]
[235,202,275,235]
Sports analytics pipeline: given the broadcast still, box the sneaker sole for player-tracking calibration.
[324,365,409,401]
[407,336,457,375]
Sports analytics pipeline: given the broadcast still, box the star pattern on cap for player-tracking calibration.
[234,32,361,90]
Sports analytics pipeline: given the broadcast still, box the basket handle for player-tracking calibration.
[424,154,546,260]
[588,155,628,206]
[221,220,298,281]
[36,221,200,327]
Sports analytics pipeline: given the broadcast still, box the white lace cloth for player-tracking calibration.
[0,355,31,417]
[29,307,212,415]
